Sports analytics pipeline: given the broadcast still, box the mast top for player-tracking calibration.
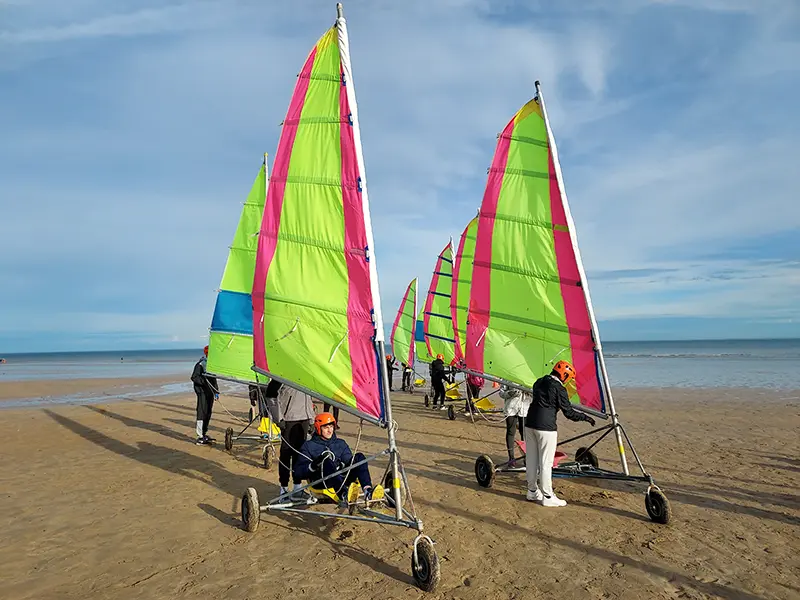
[337,3,343,18]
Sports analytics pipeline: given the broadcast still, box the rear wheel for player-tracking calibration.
[424,394,429,407]
[447,405,456,420]
[241,488,260,532]
[224,427,234,451]
[645,488,672,525]
[576,447,599,468]
[474,455,496,488]
[411,538,440,592]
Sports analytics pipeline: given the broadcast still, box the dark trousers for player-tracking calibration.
[432,377,446,406]
[195,386,214,435]
[402,371,412,390]
[316,452,372,491]
[322,403,340,424]
[466,382,481,411]
[506,416,525,461]
[279,421,307,487]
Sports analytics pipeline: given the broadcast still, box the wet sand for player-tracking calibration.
[0,380,797,599]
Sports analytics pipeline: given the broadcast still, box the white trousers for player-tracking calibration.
[524,427,558,497]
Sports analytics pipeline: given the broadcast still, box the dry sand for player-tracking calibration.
[0,379,798,599]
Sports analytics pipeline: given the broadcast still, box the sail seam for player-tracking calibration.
[488,166,551,180]
[498,133,548,148]
[473,259,580,286]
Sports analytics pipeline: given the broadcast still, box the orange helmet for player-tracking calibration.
[552,360,575,383]
[386,354,391,359]
[436,353,444,360]
[203,345,209,356]
[314,412,337,435]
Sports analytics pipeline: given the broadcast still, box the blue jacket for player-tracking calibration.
[294,433,353,481]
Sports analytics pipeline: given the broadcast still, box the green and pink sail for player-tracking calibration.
[252,17,386,422]
[390,279,417,367]
[466,96,606,413]
[451,217,478,362]
[207,158,267,382]
[422,242,456,364]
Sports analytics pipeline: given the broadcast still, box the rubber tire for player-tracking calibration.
[411,538,441,592]
[474,455,496,488]
[424,394,429,407]
[576,446,599,468]
[224,427,234,452]
[645,488,672,525]
[241,487,260,532]
[262,445,275,470]
[383,470,407,507]
[447,404,456,420]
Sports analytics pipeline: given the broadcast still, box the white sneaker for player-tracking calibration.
[541,494,567,507]
[439,405,448,411]
[526,489,544,502]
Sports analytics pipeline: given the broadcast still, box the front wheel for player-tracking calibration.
[474,455,496,488]
[241,487,260,532]
[412,538,440,592]
[224,427,234,451]
[424,394,429,407]
[447,404,456,420]
[645,488,672,525]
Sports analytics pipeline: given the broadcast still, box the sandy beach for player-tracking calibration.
[0,378,798,600]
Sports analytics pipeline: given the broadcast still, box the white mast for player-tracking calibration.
[535,80,630,475]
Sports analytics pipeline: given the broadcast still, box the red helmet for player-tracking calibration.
[314,412,336,435]
[552,360,575,384]
[436,353,444,360]
[203,345,209,356]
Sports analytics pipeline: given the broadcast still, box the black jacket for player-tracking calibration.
[430,358,446,381]
[525,374,592,432]
[191,358,217,394]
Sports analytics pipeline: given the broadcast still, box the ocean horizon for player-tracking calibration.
[1,338,798,392]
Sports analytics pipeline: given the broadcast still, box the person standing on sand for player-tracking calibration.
[430,354,447,410]
[500,385,529,467]
[524,360,595,506]
[385,354,397,391]
[276,383,316,500]
[401,362,413,391]
[191,346,218,445]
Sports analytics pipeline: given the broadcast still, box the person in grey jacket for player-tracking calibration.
[500,384,531,467]
[276,383,316,499]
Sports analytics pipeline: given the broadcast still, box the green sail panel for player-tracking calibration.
[207,159,267,382]
[414,307,431,365]
[390,278,417,366]
[451,216,477,362]
[422,242,456,364]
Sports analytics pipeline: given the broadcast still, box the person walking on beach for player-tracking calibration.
[430,353,447,409]
[191,346,218,445]
[524,361,595,506]
[276,383,316,499]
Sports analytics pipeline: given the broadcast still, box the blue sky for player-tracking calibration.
[1,0,798,353]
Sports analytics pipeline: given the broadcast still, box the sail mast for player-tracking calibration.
[535,80,629,474]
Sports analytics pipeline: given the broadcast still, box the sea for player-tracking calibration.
[0,340,798,407]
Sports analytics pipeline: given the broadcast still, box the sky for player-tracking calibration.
[1,0,799,353]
